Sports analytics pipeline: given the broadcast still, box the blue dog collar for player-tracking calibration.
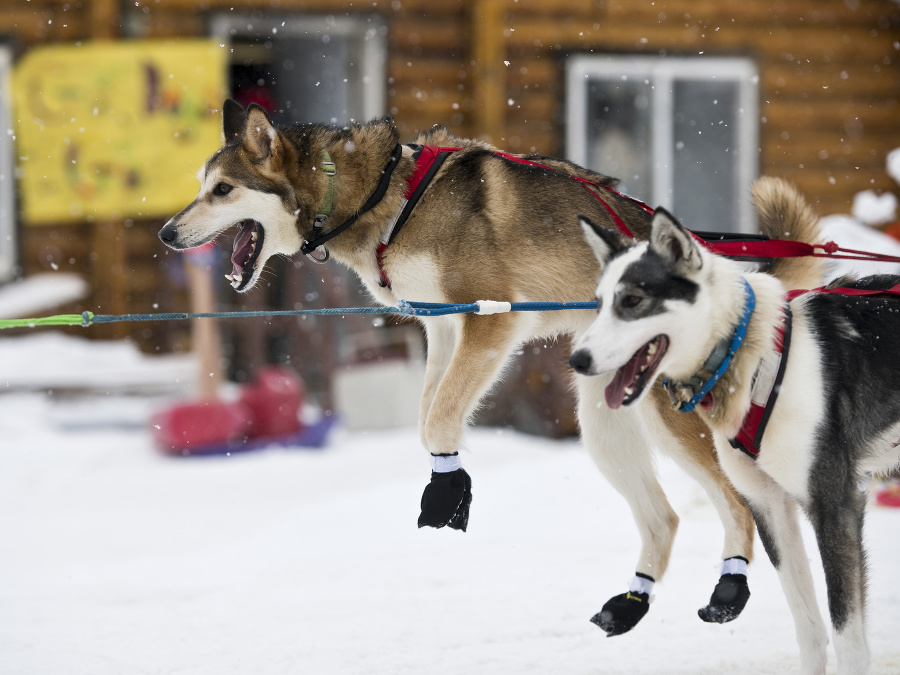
[662,278,756,413]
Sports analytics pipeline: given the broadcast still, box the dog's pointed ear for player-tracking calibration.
[650,207,702,272]
[223,99,247,144]
[244,104,283,166]
[578,215,630,264]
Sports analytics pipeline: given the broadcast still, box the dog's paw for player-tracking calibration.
[590,591,650,637]
[417,468,472,532]
[697,573,750,624]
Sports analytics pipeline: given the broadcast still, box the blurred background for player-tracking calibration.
[0,0,899,438]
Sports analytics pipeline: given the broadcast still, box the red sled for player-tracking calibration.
[150,366,335,456]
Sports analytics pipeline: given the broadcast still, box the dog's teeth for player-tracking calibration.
[647,341,657,356]
[251,231,258,242]
[624,386,635,396]
[225,274,234,281]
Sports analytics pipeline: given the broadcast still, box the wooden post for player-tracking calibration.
[90,218,129,340]
[88,0,125,339]
[90,0,120,40]
[467,0,506,144]
[184,247,223,398]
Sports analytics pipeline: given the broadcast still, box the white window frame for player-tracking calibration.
[566,55,759,233]
[210,13,386,123]
[0,46,15,282]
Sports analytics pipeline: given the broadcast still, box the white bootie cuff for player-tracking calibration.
[430,454,461,473]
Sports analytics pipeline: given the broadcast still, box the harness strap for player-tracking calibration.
[490,150,647,238]
[377,145,461,288]
[728,304,792,458]
[300,143,404,257]
[787,282,900,300]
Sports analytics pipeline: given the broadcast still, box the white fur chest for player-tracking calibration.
[376,252,447,305]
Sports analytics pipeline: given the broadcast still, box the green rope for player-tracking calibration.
[0,313,95,329]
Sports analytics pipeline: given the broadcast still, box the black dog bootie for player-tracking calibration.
[591,591,650,636]
[698,573,750,623]
[417,467,472,531]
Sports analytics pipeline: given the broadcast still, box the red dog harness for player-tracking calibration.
[375,146,900,289]
[730,282,900,458]
[728,304,792,458]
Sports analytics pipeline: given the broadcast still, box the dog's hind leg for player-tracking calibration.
[644,391,755,624]
[416,312,526,531]
[576,375,680,636]
[717,445,829,675]
[807,484,870,675]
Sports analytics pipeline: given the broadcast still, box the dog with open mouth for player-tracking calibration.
[159,102,826,637]
[570,179,900,673]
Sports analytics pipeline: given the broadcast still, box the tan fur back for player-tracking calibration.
[752,177,826,290]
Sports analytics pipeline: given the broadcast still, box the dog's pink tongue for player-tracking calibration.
[604,347,645,409]
[231,225,254,276]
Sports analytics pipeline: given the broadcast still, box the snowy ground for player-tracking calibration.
[0,360,899,674]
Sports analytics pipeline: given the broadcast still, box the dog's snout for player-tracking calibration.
[568,349,594,375]
[158,222,179,246]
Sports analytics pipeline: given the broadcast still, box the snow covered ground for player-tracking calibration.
[0,347,899,674]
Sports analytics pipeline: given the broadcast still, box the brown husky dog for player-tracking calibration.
[159,101,823,635]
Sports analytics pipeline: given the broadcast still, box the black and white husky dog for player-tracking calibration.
[569,180,900,675]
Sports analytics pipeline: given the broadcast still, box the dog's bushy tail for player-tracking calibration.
[752,176,826,290]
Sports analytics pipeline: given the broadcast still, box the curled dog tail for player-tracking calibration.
[752,176,827,290]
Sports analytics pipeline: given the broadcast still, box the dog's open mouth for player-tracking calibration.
[605,335,669,409]
[225,220,264,291]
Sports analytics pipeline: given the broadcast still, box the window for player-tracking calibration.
[210,13,386,125]
[0,45,15,281]
[566,56,759,233]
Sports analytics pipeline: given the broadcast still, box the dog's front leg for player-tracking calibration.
[416,313,521,532]
[643,391,755,624]
[418,318,457,451]
[576,374,679,636]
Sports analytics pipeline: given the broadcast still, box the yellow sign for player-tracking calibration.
[12,40,227,224]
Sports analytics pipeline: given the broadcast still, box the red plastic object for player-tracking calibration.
[238,366,305,439]
[150,399,251,453]
[150,366,306,454]
[875,480,900,508]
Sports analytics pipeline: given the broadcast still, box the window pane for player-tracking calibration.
[672,80,739,231]
[214,15,385,125]
[585,78,653,202]
[272,37,353,124]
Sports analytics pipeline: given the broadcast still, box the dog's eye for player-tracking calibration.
[621,294,643,309]
[213,182,233,196]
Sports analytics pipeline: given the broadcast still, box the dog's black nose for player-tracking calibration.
[158,222,178,245]
[568,349,593,375]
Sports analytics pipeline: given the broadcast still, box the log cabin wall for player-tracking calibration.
[2,0,898,433]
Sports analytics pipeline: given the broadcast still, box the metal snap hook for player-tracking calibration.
[304,244,330,264]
